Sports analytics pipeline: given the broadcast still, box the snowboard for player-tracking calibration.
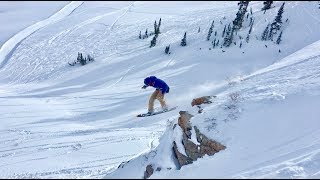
[137,106,178,117]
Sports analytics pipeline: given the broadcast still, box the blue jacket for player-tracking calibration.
[144,76,170,94]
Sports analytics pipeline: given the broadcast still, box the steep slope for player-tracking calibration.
[0,1,69,46]
[0,1,319,178]
[106,1,320,178]
[0,1,83,69]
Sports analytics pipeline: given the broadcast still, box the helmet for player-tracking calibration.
[144,76,156,86]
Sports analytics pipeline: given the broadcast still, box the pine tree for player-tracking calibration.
[261,1,273,11]
[154,20,158,34]
[215,31,217,36]
[145,29,148,38]
[80,53,83,61]
[246,33,250,43]
[207,20,214,41]
[240,41,242,48]
[268,25,274,41]
[223,27,234,47]
[181,32,187,46]
[233,1,250,31]
[273,2,285,30]
[139,31,142,39]
[248,19,253,35]
[198,27,201,33]
[165,45,170,54]
[249,17,254,26]
[270,2,285,36]
[150,35,157,48]
[77,52,81,63]
[216,39,219,46]
[79,53,86,65]
[223,27,230,46]
[157,18,161,34]
[222,25,226,37]
[261,24,270,40]
[213,38,216,48]
[276,31,282,44]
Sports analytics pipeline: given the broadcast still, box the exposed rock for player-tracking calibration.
[181,126,226,161]
[194,126,226,155]
[197,105,204,114]
[172,141,193,169]
[182,133,201,161]
[172,110,226,170]
[178,111,193,138]
[191,96,215,106]
[191,96,216,113]
[144,164,154,179]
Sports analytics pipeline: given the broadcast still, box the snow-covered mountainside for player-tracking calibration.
[0,1,319,178]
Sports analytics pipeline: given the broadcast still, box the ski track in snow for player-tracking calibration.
[0,1,84,69]
[234,129,320,179]
[109,2,135,31]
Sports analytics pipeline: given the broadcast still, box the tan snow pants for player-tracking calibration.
[148,89,167,112]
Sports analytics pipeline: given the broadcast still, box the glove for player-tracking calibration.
[142,85,147,89]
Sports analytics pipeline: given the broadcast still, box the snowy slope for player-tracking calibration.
[0,1,320,178]
[0,1,83,69]
[0,1,70,46]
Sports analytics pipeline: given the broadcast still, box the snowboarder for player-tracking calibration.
[142,76,169,115]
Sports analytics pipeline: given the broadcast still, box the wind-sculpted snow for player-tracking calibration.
[0,1,83,69]
[0,2,70,46]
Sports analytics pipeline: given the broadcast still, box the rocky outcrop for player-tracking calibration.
[121,96,225,179]
[181,133,201,161]
[172,111,226,169]
[144,164,154,179]
[191,95,215,106]
[172,141,193,169]
[178,111,193,138]
[194,126,226,155]
[191,95,216,113]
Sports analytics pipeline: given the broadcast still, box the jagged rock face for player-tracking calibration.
[172,141,193,169]
[173,111,226,169]
[182,133,201,161]
[178,111,193,138]
[125,101,225,178]
[144,164,154,179]
[194,126,226,155]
